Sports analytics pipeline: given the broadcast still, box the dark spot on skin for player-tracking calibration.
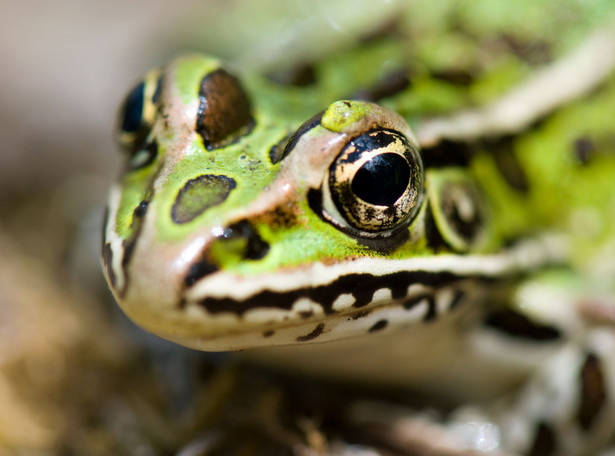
[421,140,473,168]
[263,329,275,338]
[488,136,530,193]
[296,323,325,342]
[266,63,317,87]
[500,34,553,66]
[171,174,236,224]
[484,309,561,341]
[269,133,293,164]
[528,422,557,456]
[277,111,323,163]
[184,259,219,287]
[102,243,116,289]
[196,69,255,150]
[573,137,595,165]
[369,319,388,333]
[198,270,481,317]
[351,310,370,320]
[299,311,314,319]
[577,353,606,430]
[351,69,411,102]
[431,69,475,86]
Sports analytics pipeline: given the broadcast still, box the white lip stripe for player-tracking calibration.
[185,234,566,302]
[104,185,127,293]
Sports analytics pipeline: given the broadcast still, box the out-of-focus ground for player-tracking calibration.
[1,1,614,454]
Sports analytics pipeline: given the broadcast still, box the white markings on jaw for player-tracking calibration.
[292,298,324,317]
[372,288,393,303]
[332,293,355,312]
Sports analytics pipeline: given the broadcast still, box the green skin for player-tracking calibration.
[103,48,615,353]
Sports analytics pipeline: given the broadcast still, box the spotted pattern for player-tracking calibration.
[196,69,254,150]
[171,174,236,224]
[577,352,606,430]
[197,270,478,317]
[296,323,326,342]
[368,319,388,333]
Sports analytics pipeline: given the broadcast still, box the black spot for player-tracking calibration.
[171,174,236,224]
[196,69,254,150]
[573,137,595,165]
[351,310,370,320]
[296,323,325,342]
[278,111,323,163]
[184,259,219,287]
[351,153,410,206]
[269,133,293,164]
[421,140,473,168]
[102,243,117,289]
[484,309,561,341]
[369,319,388,333]
[120,81,145,133]
[263,329,275,338]
[577,353,606,430]
[528,422,557,456]
[431,69,475,86]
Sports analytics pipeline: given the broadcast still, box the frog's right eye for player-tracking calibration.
[116,70,162,153]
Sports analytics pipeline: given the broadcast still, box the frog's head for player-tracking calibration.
[103,54,552,350]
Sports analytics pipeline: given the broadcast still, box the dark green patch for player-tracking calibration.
[171,174,236,224]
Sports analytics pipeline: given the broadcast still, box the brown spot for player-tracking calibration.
[573,137,595,165]
[368,319,388,333]
[263,330,275,338]
[577,353,606,430]
[171,174,236,224]
[296,323,325,342]
[351,310,370,320]
[196,69,254,150]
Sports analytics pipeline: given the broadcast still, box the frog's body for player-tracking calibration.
[103,28,615,455]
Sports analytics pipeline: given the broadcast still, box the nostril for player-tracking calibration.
[183,220,269,288]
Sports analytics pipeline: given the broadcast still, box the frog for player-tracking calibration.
[102,24,615,455]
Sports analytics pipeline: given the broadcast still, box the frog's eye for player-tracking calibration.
[116,70,162,154]
[323,129,424,236]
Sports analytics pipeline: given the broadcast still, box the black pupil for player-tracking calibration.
[351,153,410,206]
[121,81,145,133]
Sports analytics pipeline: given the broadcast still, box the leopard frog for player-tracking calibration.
[103,26,615,455]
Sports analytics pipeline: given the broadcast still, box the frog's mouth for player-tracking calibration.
[174,234,564,351]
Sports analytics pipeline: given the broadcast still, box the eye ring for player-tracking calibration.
[323,129,424,236]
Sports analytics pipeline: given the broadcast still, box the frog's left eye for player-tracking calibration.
[116,70,162,153]
[323,129,424,236]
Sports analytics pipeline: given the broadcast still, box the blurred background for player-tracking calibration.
[1,1,614,454]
